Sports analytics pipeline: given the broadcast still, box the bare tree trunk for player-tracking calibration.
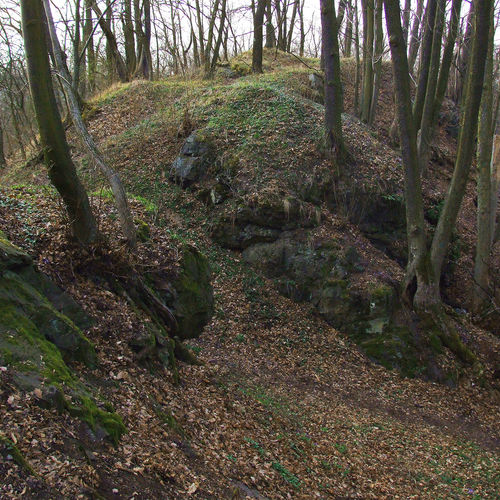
[123,0,136,73]
[21,0,97,246]
[91,0,129,82]
[407,0,424,75]
[298,0,306,56]
[320,0,345,168]
[354,0,360,114]
[72,0,82,91]
[473,6,495,312]
[360,0,374,123]
[43,0,137,249]
[265,0,276,48]
[286,0,299,52]
[344,0,353,57]
[0,121,6,169]
[384,0,434,308]
[84,0,96,92]
[430,0,492,293]
[253,0,267,73]
[413,0,438,130]
[417,0,446,172]
[368,0,383,125]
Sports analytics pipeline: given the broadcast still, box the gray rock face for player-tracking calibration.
[171,131,213,185]
[211,197,320,250]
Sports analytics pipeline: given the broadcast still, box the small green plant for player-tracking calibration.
[335,443,348,454]
[245,437,266,457]
[272,461,301,488]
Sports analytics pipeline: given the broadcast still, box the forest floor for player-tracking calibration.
[1,52,499,499]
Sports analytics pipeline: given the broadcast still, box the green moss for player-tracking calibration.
[0,435,35,475]
[67,395,126,446]
[135,218,151,242]
[154,406,185,437]
[0,271,97,367]
[171,245,214,340]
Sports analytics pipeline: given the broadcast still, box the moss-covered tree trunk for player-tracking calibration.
[320,0,345,169]
[21,0,97,246]
[473,5,495,313]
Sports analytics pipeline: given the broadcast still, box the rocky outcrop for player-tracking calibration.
[0,231,125,444]
[243,236,421,377]
[171,131,214,185]
[168,245,214,340]
[212,196,321,250]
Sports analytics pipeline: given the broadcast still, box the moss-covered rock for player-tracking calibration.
[0,233,126,444]
[0,435,35,475]
[242,237,427,377]
[0,271,96,367]
[0,229,32,272]
[170,245,214,339]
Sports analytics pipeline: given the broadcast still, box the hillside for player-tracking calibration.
[1,51,499,499]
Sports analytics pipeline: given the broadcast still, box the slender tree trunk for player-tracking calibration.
[123,0,136,73]
[320,0,345,169]
[253,0,267,73]
[454,1,475,103]
[368,0,383,125]
[384,0,434,308]
[354,0,360,114]
[298,0,306,57]
[407,0,424,75]
[418,0,462,175]
[0,121,6,168]
[473,6,495,312]
[402,0,411,43]
[430,0,493,294]
[84,0,96,93]
[21,0,97,245]
[413,0,438,130]
[286,0,299,52]
[417,0,446,172]
[360,0,374,123]
[43,0,137,249]
[91,1,129,82]
[265,0,276,48]
[72,0,82,91]
[344,0,353,57]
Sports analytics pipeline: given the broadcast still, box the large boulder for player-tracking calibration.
[171,131,214,185]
